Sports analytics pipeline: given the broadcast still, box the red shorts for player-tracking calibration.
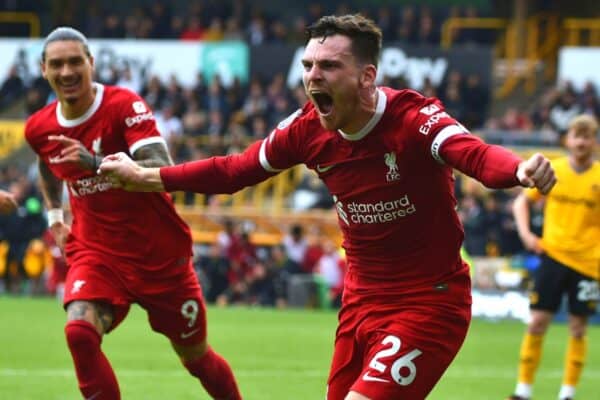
[326,273,471,400]
[63,252,206,346]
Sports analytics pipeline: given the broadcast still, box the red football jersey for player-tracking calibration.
[161,87,521,293]
[261,88,466,293]
[25,84,192,270]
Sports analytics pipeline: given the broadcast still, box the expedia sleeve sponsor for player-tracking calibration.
[125,111,154,127]
[418,111,450,135]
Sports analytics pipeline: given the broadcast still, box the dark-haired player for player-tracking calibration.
[25,27,241,400]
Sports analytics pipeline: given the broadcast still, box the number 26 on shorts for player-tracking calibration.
[368,335,423,386]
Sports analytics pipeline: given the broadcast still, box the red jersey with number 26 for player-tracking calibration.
[25,84,192,270]
[161,87,521,293]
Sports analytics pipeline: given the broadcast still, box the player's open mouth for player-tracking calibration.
[311,91,334,116]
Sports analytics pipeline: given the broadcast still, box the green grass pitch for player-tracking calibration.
[1,297,598,399]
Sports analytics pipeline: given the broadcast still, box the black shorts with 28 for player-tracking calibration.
[529,253,599,316]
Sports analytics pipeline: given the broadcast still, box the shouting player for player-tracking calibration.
[25,27,241,400]
[100,15,556,400]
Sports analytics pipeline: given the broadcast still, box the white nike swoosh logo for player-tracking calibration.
[362,371,390,383]
[316,164,336,173]
[86,391,102,400]
[180,328,201,339]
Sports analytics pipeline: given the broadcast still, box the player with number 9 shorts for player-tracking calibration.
[63,252,207,346]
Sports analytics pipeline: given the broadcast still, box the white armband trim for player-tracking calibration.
[129,136,168,156]
[259,131,283,172]
[47,208,64,226]
[431,124,469,164]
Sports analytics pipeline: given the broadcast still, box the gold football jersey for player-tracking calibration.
[526,157,600,279]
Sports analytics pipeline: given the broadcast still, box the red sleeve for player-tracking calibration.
[440,134,522,188]
[114,88,164,155]
[160,140,275,193]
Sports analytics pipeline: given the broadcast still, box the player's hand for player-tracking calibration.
[0,189,17,214]
[98,152,138,190]
[48,135,96,171]
[516,153,556,195]
[520,231,543,254]
[49,221,70,254]
[99,152,165,192]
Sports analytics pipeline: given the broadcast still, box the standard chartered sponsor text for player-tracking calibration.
[347,195,416,224]
[70,175,115,196]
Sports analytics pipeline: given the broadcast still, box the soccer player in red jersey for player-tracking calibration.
[100,15,556,400]
[25,27,241,400]
[0,189,17,214]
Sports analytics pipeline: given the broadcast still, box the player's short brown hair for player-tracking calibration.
[305,14,382,67]
[42,27,91,62]
[568,114,599,136]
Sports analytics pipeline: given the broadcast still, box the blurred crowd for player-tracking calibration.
[485,81,600,145]
[196,221,345,308]
[2,1,496,46]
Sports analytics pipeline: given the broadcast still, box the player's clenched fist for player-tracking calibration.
[99,153,165,192]
[516,153,557,194]
[98,152,138,189]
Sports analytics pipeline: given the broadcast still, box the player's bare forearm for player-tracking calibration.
[132,142,173,168]
[131,167,165,191]
[512,192,543,253]
[117,165,164,192]
[38,158,63,209]
[512,193,531,238]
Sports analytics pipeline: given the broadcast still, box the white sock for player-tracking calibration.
[515,382,533,398]
[558,384,575,399]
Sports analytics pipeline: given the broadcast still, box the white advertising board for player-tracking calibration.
[558,47,600,91]
[0,39,248,88]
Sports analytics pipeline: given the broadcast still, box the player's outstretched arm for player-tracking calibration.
[440,135,556,193]
[0,189,17,214]
[98,152,164,192]
[100,139,275,194]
